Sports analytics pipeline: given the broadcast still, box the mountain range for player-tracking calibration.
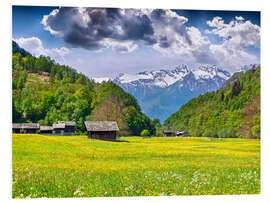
[112,64,232,122]
[92,64,258,122]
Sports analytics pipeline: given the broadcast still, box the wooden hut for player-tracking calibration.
[84,121,119,140]
[12,123,22,133]
[57,121,75,135]
[53,123,65,135]
[12,123,40,134]
[40,126,53,135]
[163,130,173,137]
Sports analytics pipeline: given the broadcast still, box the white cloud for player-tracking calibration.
[110,41,138,53]
[206,16,226,28]
[235,16,245,21]
[14,37,70,58]
[209,44,258,69]
[206,17,260,49]
[204,16,260,69]
[14,37,45,56]
[51,47,70,57]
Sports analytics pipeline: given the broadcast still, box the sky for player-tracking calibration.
[12,6,260,78]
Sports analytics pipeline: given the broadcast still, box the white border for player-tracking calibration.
[1,0,269,202]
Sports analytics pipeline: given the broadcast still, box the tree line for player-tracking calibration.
[163,67,260,139]
[12,41,158,135]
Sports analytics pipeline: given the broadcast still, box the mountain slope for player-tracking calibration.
[12,41,155,135]
[113,64,231,122]
[12,41,32,57]
[163,66,260,138]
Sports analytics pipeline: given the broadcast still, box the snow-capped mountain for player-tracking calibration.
[113,64,231,122]
[116,64,190,87]
[114,64,230,88]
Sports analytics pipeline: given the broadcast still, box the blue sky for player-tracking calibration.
[12,6,260,78]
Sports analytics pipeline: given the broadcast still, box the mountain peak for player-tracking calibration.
[192,64,230,80]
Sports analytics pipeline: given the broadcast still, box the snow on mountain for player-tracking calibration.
[118,72,152,83]
[114,64,190,87]
[192,65,230,80]
[91,77,111,83]
[114,64,230,88]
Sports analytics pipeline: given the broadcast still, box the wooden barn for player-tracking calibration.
[12,123,22,133]
[57,121,75,135]
[52,123,65,135]
[40,126,53,135]
[12,123,40,134]
[163,130,173,137]
[84,121,119,140]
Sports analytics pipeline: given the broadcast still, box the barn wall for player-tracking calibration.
[12,129,21,133]
[164,133,173,137]
[88,131,116,140]
[64,126,75,133]
[25,129,38,134]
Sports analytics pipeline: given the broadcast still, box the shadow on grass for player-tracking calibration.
[88,138,130,143]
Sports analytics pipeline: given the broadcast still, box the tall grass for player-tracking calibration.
[12,134,260,198]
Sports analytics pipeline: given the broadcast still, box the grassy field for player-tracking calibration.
[12,134,260,198]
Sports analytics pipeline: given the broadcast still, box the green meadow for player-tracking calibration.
[12,134,260,198]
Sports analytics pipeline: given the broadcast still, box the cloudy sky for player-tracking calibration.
[12,6,260,77]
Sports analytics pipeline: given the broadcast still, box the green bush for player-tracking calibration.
[218,128,239,138]
[203,128,218,138]
[251,125,260,138]
[140,129,150,137]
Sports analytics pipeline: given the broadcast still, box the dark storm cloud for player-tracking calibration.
[121,14,156,44]
[42,7,158,51]
[42,7,196,53]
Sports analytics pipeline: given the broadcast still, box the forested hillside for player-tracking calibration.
[163,67,260,138]
[12,41,155,135]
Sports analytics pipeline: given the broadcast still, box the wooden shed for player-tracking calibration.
[57,121,75,135]
[12,123,40,134]
[12,123,22,133]
[84,121,119,140]
[163,130,173,137]
[40,126,53,135]
[53,123,65,135]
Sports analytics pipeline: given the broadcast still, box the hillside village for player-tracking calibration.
[12,121,121,140]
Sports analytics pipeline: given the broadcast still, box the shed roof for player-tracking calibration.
[53,123,65,129]
[163,130,173,134]
[40,126,53,131]
[58,121,76,126]
[12,123,40,129]
[84,121,119,132]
